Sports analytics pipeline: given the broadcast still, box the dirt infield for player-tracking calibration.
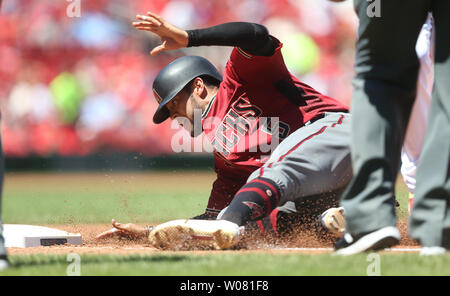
[7,220,419,256]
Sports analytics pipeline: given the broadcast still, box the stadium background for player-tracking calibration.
[0,0,356,169]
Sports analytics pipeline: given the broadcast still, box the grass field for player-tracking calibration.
[1,171,450,277]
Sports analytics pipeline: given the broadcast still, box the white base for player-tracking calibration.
[4,224,82,248]
[420,246,447,256]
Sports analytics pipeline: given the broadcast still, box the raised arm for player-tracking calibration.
[133,12,276,56]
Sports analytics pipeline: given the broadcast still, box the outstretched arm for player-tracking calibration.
[133,12,276,56]
[186,22,275,56]
[96,219,150,240]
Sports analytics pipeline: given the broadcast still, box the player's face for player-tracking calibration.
[166,90,197,135]
[167,79,206,137]
[167,91,190,124]
[185,91,204,137]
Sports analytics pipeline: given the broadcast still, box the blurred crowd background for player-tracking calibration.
[0,0,357,158]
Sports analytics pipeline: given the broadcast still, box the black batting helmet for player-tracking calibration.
[152,56,222,124]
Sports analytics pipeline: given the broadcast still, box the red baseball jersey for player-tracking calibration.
[201,37,349,217]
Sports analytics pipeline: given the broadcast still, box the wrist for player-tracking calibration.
[186,29,198,47]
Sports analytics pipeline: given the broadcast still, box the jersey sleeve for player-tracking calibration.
[225,37,290,86]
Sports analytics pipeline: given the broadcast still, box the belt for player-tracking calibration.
[304,114,326,126]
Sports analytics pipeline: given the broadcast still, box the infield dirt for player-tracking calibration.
[6,220,419,256]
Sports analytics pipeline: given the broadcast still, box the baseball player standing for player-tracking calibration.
[0,0,9,271]
[319,13,435,237]
[97,12,353,249]
[332,0,450,255]
[0,136,7,270]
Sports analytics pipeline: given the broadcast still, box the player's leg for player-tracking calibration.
[222,191,344,237]
[409,0,450,251]
[220,112,352,227]
[0,133,8,270]
[247,201,299,237]
[247,192,342,238]
[0,0,7,271]
[336,1,429,252]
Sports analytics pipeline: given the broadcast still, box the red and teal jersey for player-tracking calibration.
[201,37,349,216]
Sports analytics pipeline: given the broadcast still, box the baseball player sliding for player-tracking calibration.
[97,12,352,249]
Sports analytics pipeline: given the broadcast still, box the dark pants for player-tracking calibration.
[0,134,5,257]
[340,0,450,247]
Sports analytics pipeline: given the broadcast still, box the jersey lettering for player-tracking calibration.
[213,97,269,156]
[214,123,239,157]
[232,97,262,118]
[224,109,250,135]
[261,117,291,140]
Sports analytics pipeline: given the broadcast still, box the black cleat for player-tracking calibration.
[334,226,400,255]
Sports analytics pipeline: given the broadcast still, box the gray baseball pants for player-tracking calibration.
[248,112,352,217]
[0,134,6,258]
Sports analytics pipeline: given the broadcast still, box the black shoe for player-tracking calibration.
[334,226,400,255]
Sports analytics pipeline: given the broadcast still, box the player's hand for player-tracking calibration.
[132,11,189,56]
[96,219,149,239]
